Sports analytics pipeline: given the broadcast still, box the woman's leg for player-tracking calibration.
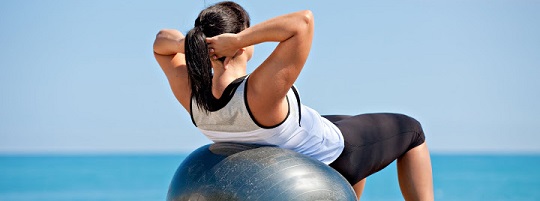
[323,115,368,198]
[397,142,434,201]
[325,113,433,201]
[352,178,366,199]
[324,115,368,199]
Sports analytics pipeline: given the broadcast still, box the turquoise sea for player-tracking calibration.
[1,154,539,201]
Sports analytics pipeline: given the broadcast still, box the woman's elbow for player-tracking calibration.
[153,38,164,55]
[301,10,314,25]
[156,29,183,37]
[297,10,314,34]
[153,29,184,55]
[153,30,167,53]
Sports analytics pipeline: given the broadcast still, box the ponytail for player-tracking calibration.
[185,26,213,112]
[185,1,251,112]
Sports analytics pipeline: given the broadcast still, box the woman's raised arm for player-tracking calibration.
[206,10,314,97]
[153,29,191,111]
[206,10,313,127]
[153,29,185,55]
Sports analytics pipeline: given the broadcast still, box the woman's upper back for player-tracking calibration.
[154,2,314,127]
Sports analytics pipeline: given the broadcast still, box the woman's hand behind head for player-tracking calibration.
[206,33,242,60]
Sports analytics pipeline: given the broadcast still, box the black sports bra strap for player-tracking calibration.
[291,86,302,127]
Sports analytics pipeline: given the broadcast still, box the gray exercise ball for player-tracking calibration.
[167,143,356,201]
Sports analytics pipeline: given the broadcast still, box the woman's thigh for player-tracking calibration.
[325,113,425,185]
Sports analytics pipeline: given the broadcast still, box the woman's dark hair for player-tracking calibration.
[185,1,250,112]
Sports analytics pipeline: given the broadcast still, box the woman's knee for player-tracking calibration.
[397,113,423,131]
[402,114,426,147]
[389,113,426,149]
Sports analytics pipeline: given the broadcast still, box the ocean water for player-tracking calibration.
[1,154,539,201]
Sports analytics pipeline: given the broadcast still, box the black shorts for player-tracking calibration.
[324,113,426,185]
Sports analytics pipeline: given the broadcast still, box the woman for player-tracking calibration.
[153,1,433,200]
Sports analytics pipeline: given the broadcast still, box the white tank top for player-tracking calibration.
[190,76,344,164]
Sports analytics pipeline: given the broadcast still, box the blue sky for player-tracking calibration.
[1,0,539,154]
